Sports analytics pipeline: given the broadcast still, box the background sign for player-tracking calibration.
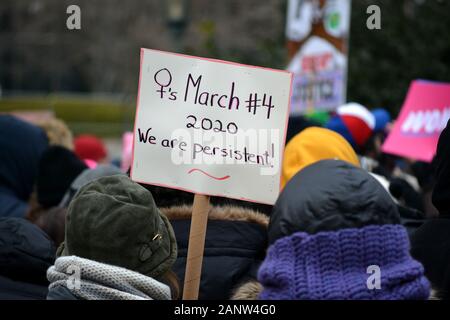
[131,49,292,204]
[286,0,351,115]
[382,80,450,162]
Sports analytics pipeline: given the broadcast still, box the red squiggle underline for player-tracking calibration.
[188,168,230,181]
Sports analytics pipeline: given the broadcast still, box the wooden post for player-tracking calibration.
[182,194,210,300]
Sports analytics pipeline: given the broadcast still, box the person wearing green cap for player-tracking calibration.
[46,175,179,300]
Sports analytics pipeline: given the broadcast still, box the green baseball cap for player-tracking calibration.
[58,175,177,279]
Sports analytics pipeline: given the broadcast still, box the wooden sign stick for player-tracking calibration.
[182,194,210,300]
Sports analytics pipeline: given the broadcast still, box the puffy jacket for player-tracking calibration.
[269,159,401,244]
[0,218,56,299]
[162,205,268,300]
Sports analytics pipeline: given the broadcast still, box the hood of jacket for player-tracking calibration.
[269,160,401,244]
[0,217,55,285]
[231,280,263,300]
[162,205,268,300]
[0,115,48,217]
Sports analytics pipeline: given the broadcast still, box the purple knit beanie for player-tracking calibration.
[258,224,430,300]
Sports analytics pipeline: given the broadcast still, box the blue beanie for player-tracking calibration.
[372,108,391,132]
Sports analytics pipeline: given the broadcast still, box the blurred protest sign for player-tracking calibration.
[131,48,292,300]
[382,80,450,162]
[131,48,292,205]
[286,0,351,115]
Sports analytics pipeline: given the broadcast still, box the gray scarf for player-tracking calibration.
[47,256,171,300]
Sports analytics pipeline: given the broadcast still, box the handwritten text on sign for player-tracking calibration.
[131,49,292,204]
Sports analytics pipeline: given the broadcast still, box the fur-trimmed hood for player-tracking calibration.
[161,205,269,228]
[231,281,263,300]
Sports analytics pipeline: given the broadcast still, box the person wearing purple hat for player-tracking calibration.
[255,160,430,300]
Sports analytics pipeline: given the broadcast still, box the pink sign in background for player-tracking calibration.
[382,80,450,162]
[121,131,134,172]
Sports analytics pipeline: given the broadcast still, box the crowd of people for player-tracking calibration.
[0,101,449,300]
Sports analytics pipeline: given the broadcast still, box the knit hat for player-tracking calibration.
[74,134,107,162]
[372,108,391,132]
[432,118,450,215]
[282,127,360,188]
[258,224,430,300]
[37,146,88,208]
[59,164,123,208]
[326,103,375,149]
[59,175,177,279]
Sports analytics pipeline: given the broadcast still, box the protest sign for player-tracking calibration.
[121,131,133,172]
[286,0,351,114]
[382,80,450,162]
[131,48,292,300]
[131,48,292,205]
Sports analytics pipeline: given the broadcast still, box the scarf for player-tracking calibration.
[47,256,171,300]
[258,224,430,300]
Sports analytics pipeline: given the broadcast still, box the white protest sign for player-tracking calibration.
[131,49,292,204]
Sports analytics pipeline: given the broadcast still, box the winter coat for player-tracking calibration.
[162,205,269,300]
[0,217,55,299]
[410,119,450,299]
[239,160,429,300]
[0,115,48,218]
[410,218,450,300]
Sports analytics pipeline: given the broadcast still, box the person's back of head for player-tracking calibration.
[432,119,450,216]
[36,118,74,151]
[46,175,178,300]
[410,119,450,299]
[0,115,49,218]
[36,146,88,209]
[59,164,123,208]
[74,134,108,163]
[325,103,375,154]
[281,127,360,188]
[258,160,430,300]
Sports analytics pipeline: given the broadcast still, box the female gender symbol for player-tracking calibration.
[154,68,172,98]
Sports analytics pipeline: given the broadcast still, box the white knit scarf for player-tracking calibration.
[47,256,171,300]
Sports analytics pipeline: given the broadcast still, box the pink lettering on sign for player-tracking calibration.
[382,80,450,162]
[301,53,332,73]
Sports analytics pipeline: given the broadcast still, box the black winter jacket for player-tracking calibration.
[0,218,56,299]
[163,205,268,300]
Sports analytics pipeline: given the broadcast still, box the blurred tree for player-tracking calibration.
[0,0,448,119]
[347,0,450,115]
